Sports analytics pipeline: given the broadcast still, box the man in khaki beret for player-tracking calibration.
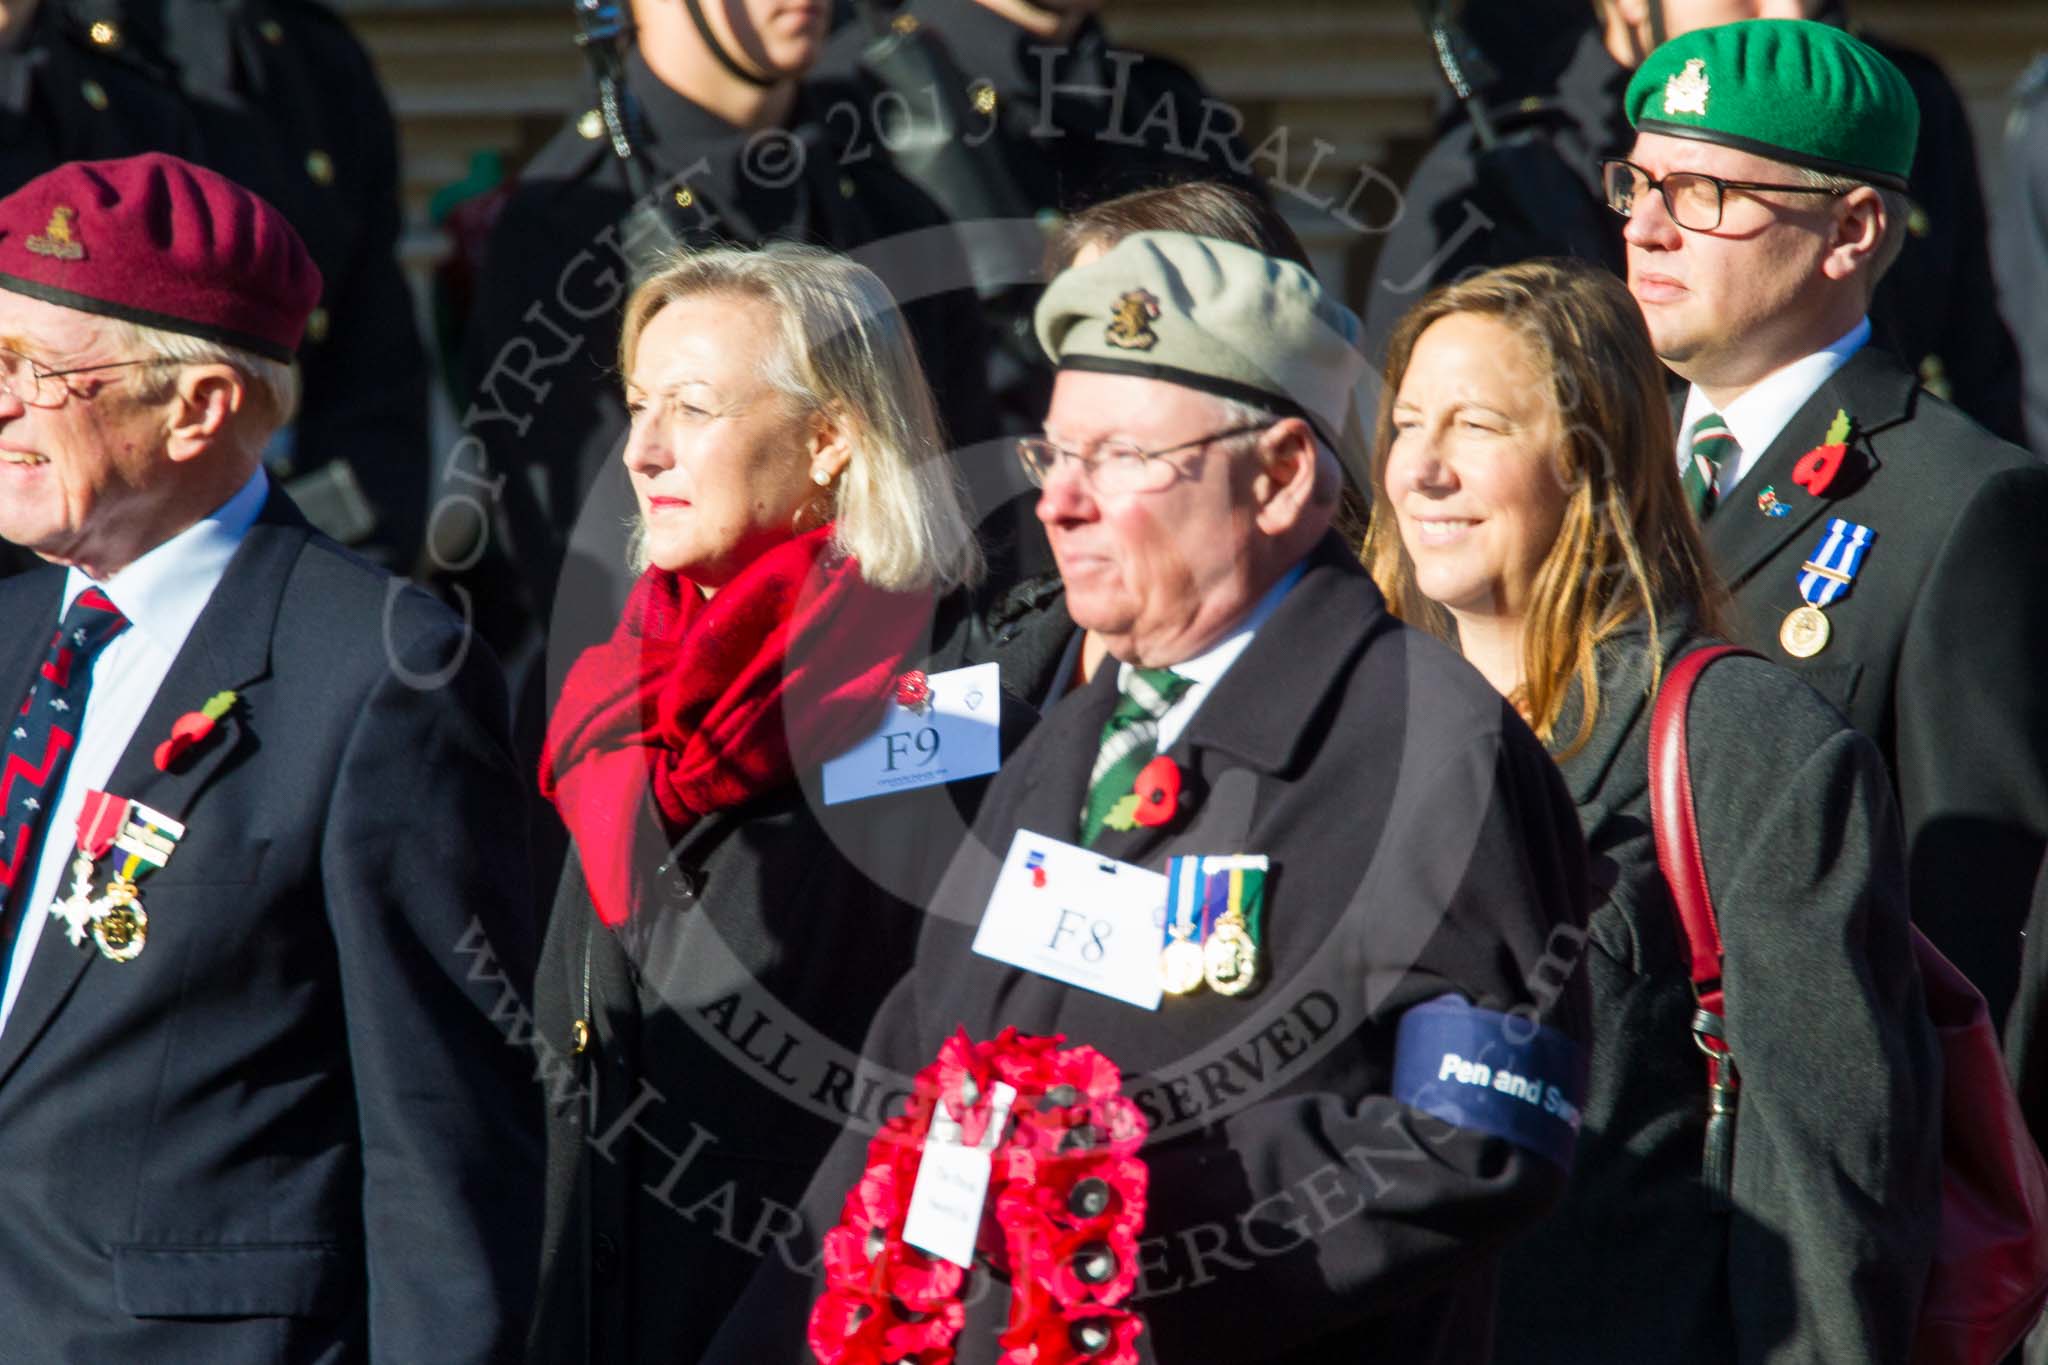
[703,233,1595,1363]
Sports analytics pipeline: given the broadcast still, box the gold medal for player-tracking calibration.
[1779,604,1831,658]
[1203,912,1259,996]
[92,898,146,962]
[1160,936,1206,995]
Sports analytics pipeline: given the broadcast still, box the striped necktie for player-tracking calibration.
[1,588,129,935]
[1682,413,1739,519]
[1079,666,1192,848]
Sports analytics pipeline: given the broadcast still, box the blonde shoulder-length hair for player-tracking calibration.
[617,243,984,593]
[1361,259,1729,756]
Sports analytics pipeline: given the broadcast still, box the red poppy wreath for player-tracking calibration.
[808,1029,1151,1365]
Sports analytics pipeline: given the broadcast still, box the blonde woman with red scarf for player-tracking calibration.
[528,244,1069,1365]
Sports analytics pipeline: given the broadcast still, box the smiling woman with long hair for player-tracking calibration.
[1363,258,1941,1363]
[527,244,1046,1365]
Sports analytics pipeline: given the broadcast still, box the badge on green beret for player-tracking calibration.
[1663,58,1710,117]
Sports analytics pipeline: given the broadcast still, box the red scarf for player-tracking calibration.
[540,525,926,927]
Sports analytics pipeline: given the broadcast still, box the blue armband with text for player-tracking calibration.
[1390,994,1586,1170]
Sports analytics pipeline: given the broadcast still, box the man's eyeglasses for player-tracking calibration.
[1017,421,1273,496]
[0,347,160,408]
[1600,158,1849,232]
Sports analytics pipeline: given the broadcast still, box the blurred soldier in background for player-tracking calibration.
[1360,0,1624,361]
[1367,0,2023,444]
[820,0,1261,431]
[457,0,990,649]
[0,0,202,580]
[54,0,434,572]
[1995,54,2048,455]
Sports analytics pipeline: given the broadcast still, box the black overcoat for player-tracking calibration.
[1494,619,1940,1364]
[527,577,1073,1365]
[701,539,1594,1364]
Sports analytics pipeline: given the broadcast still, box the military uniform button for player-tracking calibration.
[259,18,285,44]
[305,307,330,344]
[970,82,997,116]
[674,186,694,208]
[577,108,604,141]
[891,13,919,34]
[570,1019,591,1055]
[1918,353,1953,400]
[306,150,335,187]
[88,20,120,48]
[80,80,109,111]
[1908,205,1931,238]
[839,176,856,200]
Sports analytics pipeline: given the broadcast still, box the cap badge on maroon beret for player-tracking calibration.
[1105,288,1161,352]
[25,207,84,262]
[1664,58,1711,118]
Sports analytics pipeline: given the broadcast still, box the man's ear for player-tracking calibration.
[1250,417,1322,537]
[1820,186,1886,284]
[164,364,245,464]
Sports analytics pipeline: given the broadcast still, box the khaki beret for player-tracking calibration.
[1034,231,1367,449]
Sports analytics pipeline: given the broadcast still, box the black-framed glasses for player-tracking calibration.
[0,346,160,408]
[1017,421,1274,495]
[1600,158,1849,232]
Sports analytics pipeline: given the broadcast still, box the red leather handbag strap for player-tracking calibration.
[1648,644,1761,1016]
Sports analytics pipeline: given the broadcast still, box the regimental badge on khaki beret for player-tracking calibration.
[1105,288,1161,351]
[1664,58,1710,117]
[26,206,85,261]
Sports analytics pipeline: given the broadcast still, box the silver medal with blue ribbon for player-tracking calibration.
[1782,516,1873,659]
[1160,855,1207,995]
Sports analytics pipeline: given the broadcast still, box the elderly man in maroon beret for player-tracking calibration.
[0,153,539,1364]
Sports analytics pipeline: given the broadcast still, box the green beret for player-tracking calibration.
[1034,231,1366,450]
[1625,19,1918,191]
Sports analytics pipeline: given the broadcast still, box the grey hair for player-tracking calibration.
[1795,167,1911,291]
[99,317,302,448]
[617,243,983,594]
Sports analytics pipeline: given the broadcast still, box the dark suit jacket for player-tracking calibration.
[1495,619,1940,1364]
[0,495,541,1363]
[1699,344,2048,1031]
[702,539,1593,1365]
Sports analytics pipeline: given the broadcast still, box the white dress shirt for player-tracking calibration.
[1124,560,1306,754]
[0,468,267,1036]
[1677,316,1872,500]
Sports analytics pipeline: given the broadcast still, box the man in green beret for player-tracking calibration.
[700,232,1595,1364]
[1608,11,2048,1108]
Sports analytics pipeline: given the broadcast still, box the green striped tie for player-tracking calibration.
[1682,413,1739,519]
[1079,666,1193,847]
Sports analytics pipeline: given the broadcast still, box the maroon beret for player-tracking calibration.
[0,152,321,363]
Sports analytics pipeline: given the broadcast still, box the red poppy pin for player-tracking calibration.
[1791,409,1854,497]
[153,690,238,772]
[893,669,931,715]
[1102,756,1182,832]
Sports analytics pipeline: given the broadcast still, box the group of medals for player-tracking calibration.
[47,789,183,963]
[1160,854,1268,997]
